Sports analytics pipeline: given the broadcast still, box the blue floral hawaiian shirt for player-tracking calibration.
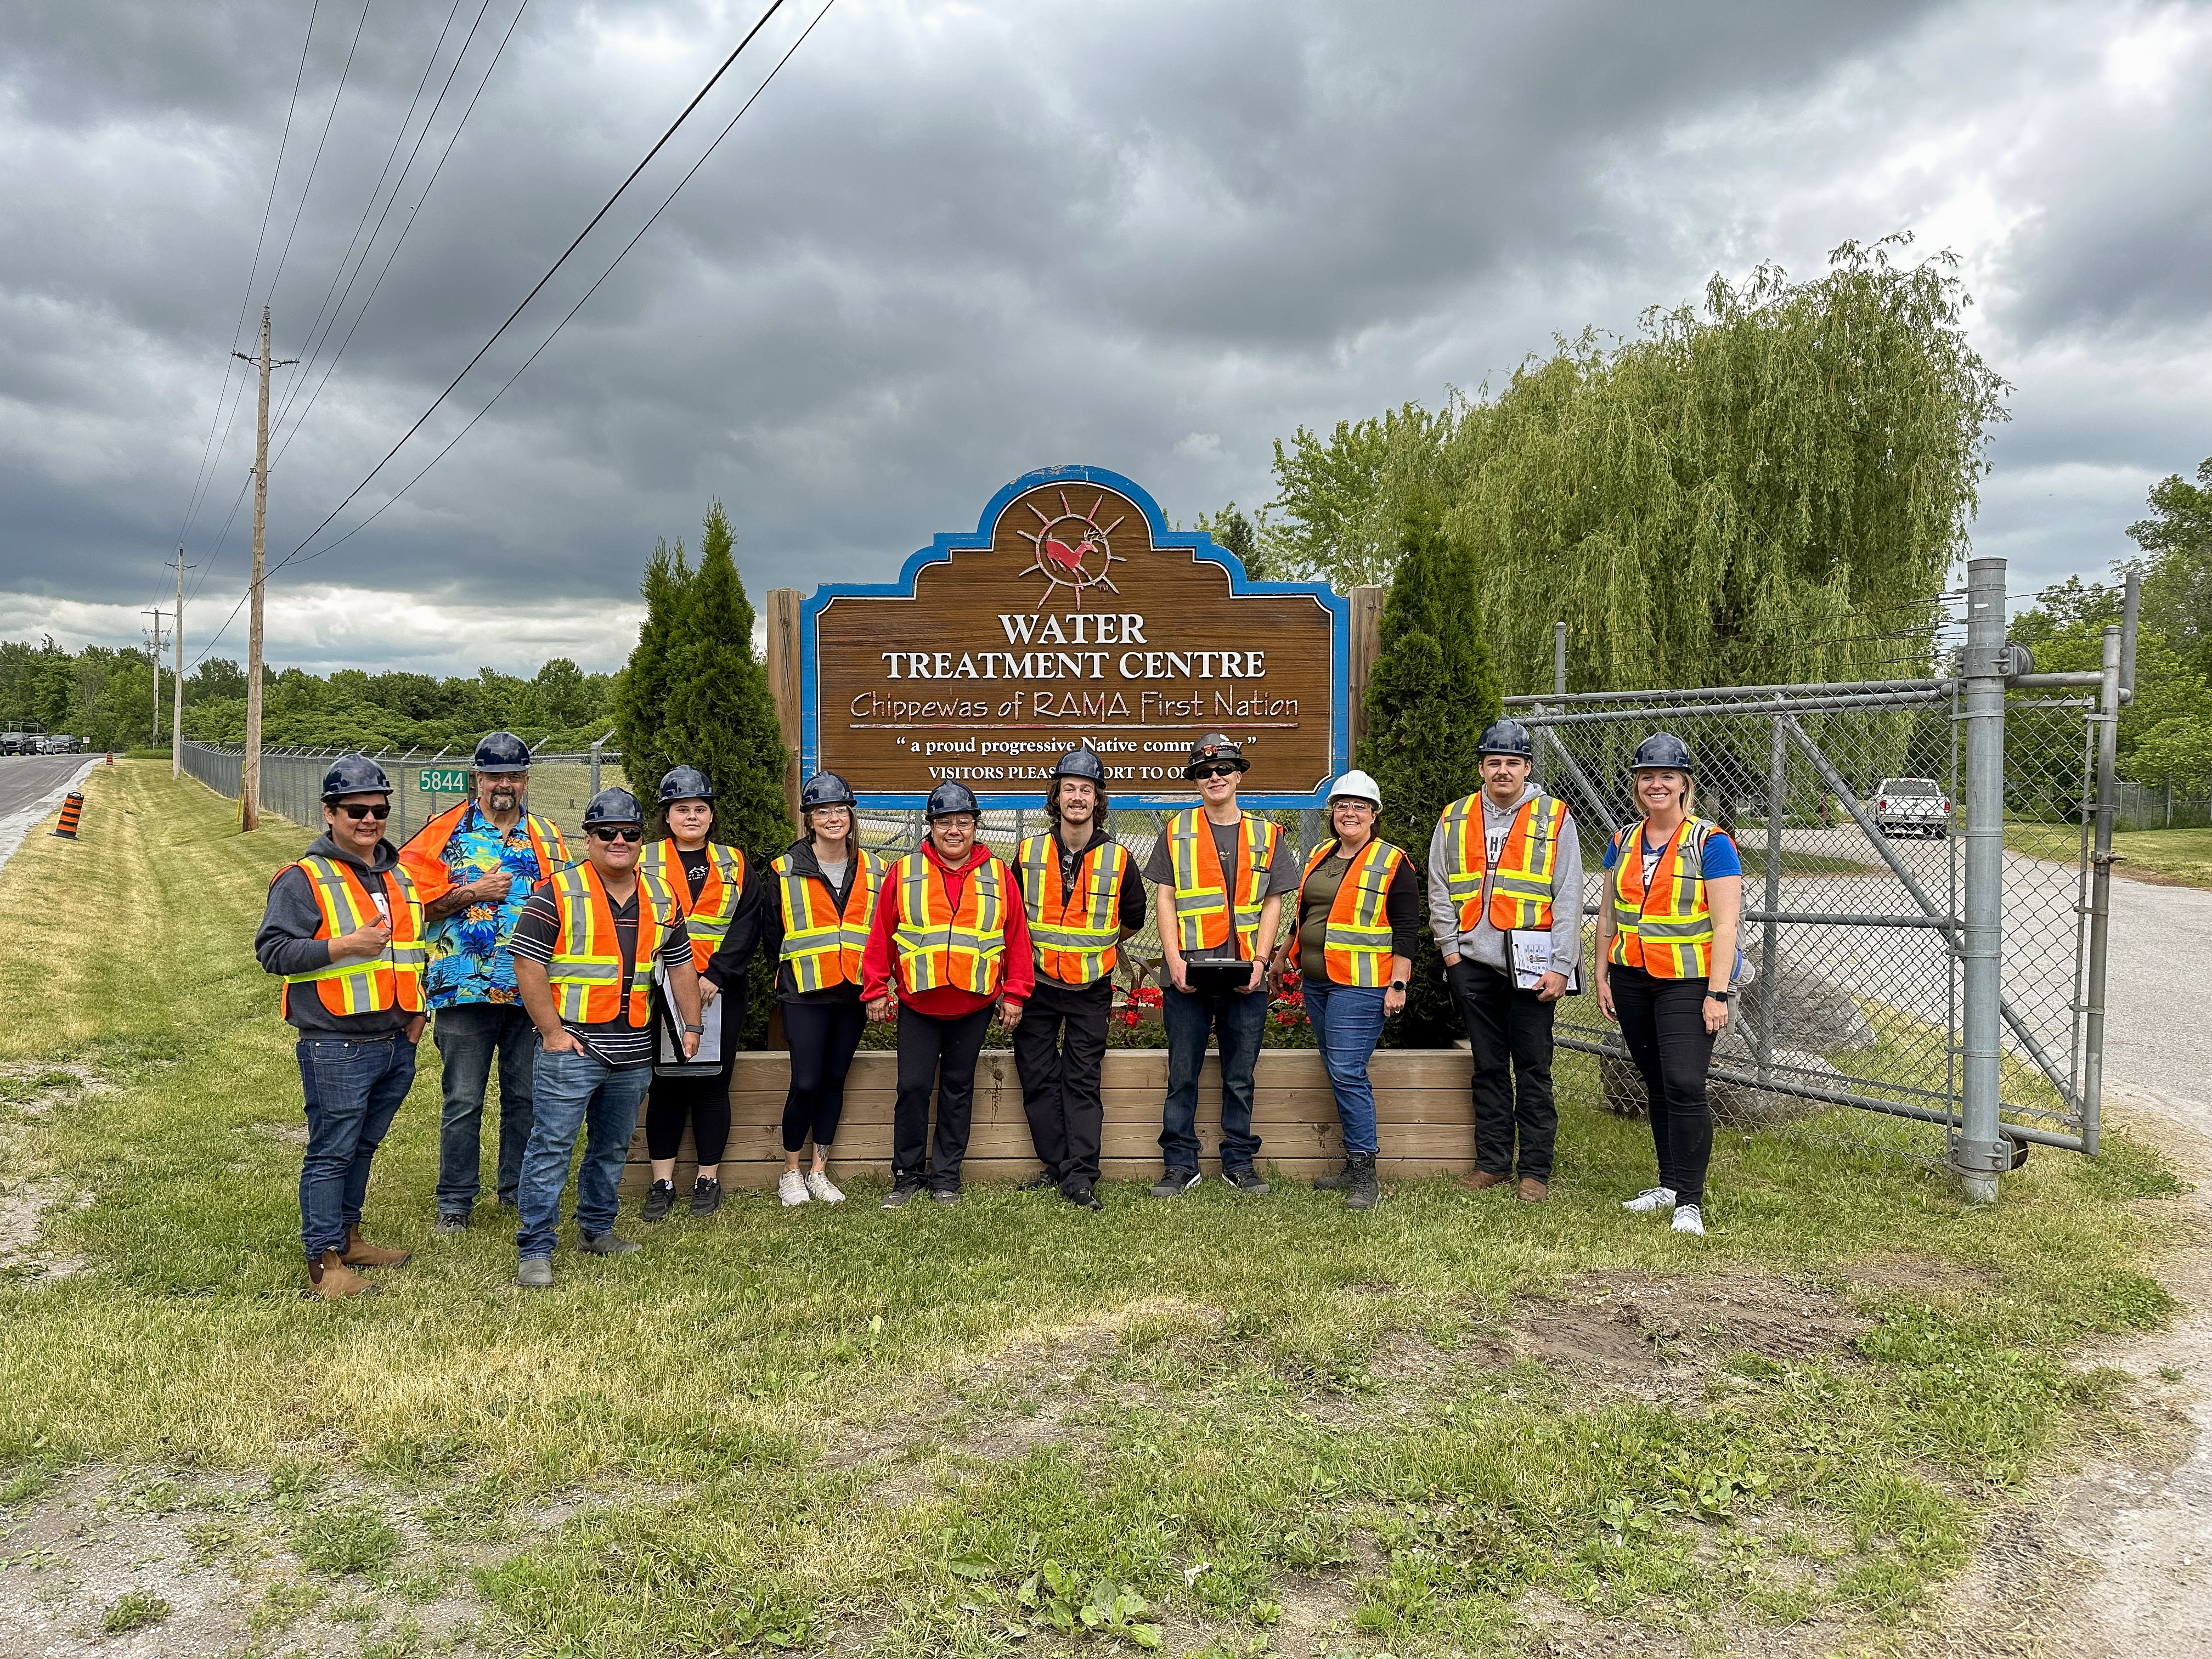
[423,804,556,1009]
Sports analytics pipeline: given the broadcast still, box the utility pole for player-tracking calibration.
[172,548,189,780]
[232,307,295,831]
[142,608,169,744]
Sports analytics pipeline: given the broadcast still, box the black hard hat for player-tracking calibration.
[656,765,715,804]
[1050,748,1107,783]
[799,771,857,811]
[1183,732,1249,778]
[1477,719,1535,760]
[926,781,981,820]
[583,786,645,827]
[1632,731,1694,774]
[473,731,532,773]
[320,754,392,801]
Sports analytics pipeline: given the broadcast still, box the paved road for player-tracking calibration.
[0,754,98,873]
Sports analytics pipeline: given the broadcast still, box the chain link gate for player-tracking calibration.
[1511,656,2113,1172]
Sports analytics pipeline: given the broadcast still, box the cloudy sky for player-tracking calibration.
[3,0,2208,684]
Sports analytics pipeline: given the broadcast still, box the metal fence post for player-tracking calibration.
[1758,715,1783,1086]
[589,733,605,797]
[1955,556,2010,1200]
[2080,623,2122,1158]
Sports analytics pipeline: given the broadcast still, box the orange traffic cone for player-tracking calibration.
[105,752,114,765]
[52,792,83,839]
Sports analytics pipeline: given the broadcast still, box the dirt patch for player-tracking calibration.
[1504,1270,1870,1401]
[1841,1255,1984,1300]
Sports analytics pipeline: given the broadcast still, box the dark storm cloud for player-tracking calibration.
[1,0,2206,673]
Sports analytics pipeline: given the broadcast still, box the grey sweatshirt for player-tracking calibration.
[1425,783,1584,978]
[256,832,413,1036]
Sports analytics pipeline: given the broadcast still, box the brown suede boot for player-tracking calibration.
[306,1248,376,1300]
[1517,1177,1550,1204]
[1458,1170,1510,1192]
[341,1225,410,1269]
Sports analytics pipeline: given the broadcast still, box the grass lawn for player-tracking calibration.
[2007,821,2212,889]
[0,762,2197,1657]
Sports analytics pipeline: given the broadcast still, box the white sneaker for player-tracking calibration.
[804,1170,845,1205]
[1671,1204,1706,1237]
[1623,1186,1678,1214]
[777,1171,811,1207]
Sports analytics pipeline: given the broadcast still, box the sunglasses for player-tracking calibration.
[335,803,391,821]
[589,826,645,843]
[1195,764,1240,779]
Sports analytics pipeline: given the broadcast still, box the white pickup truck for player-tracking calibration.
[1871,777,1950,838]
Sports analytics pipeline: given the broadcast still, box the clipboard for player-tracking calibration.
[653,986,726,1076]
[1509,930,1583,995]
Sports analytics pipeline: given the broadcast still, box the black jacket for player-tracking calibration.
[255,831,416,1037]
[755,838,867,1004]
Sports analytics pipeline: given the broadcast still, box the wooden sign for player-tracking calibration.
[800,466,1348,806]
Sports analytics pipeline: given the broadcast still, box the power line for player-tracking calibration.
[261,0,377,324]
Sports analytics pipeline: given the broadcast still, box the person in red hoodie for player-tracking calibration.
[862,782,1033,1205]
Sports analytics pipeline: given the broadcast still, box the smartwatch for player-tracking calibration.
[1389,979,1409,992]
[684,1022,705,1033]
[1706,990,1731,1003]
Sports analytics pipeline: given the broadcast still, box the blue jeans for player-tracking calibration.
[433,1003,537,1215]
[296,1034,418,1262]
[516,1042,652,1259]
[1303,979,1386,1158]
[1160,981,1268,1172]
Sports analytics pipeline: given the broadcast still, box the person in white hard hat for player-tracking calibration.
[1270,770,1421,1211]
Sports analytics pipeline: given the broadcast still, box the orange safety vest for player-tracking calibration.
[1297,837,1407,988]
[641,839,747,974]
[278,856,427,1018]
[1165,809,1279,960]
[1608,816,1719,980]
[1020,832,1131,985]
[1438,792,1566,934]
[544,862,679,1025]
[772,847,882,993]
[398,799,569,911]
[888,850,1011,996]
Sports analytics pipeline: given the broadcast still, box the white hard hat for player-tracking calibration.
[1328,769,1383,808]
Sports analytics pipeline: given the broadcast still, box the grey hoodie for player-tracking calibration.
[255,831,414,1036]
[1425,782,1584,978]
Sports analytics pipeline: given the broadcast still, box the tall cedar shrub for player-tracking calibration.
[615,502,794,1047]
[1356,494,1499,1047]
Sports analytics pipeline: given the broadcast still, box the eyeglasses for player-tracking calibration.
[589,826,645,843]
[933,815,977,830]
[1195,764,1240,779]
[1331,800,1375,813]
[335,803,391,821]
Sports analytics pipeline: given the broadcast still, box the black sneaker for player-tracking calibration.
[689,1177,723,1218]
[1064,1183,1103,1212]
[641,1180,676,1223]
[579,1231,641,1256]
[1222,1167,1270,1195]
[931,1186,962,1206]
[1017,1169,1058,1192]
[1150,1168,1201,1198]
[434,1210,470,1234]
[882,1182,923,1210]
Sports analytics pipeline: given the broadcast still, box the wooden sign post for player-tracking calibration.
[798,465,1349,805]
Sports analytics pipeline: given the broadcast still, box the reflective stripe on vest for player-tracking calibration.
[280,856,427,1017]
[773,848,881,993]
[643,839,746,972]
[1020,833,1129,985]
[1607,817,1716,980]
[890,852,1009,995]
[1438,793,1565,934]
[546,864,675,1025]
[1166,809,1278,958]
[1299,837,1406,988]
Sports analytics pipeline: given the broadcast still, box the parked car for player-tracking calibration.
[1872,777,1950,838]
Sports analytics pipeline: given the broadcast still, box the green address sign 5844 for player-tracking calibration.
[417,768,469,793]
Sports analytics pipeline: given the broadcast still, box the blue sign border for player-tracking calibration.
[799,464,1350,809]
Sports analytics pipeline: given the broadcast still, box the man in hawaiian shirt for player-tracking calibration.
[398,731,571,1231]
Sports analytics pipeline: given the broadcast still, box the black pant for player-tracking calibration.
[782,997,867,1153]
[1011,975,1110,1192]
[642,993,743,1165]
[1610,964,1716,1206]
[893,1002,994,1190]
[1453,958,1558,1182]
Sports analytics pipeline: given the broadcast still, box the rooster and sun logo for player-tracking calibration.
[1014,492,1128,608]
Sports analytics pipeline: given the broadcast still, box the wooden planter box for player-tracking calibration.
[621,1049,1475,1193]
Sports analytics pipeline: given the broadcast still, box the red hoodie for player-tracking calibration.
[861,838,1035,1018]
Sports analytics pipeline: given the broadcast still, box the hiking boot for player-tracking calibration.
[434,1210,470,1234]
[1623,1186,1678,1215]
[690,1177,723,1218]
[1313,1163,1358,1192]
[516,1257,554,1289]
[1150,1168,1201,1198]
[804,1170,845,1204]
[1517,1178,1549,1204]
[1345,1154,1381,1212]
[579,1231,641,1256]
[1458,1170,1510,1193]
[306,1249,375,1300]
[642,1180,677,1222]
[778,1170,811,1207]
[1222,1167,1270,1195]
[1017,1169,1058,1192]
[882,1182,923,1209]
[341,1224,410,1268]
[1064,1183,1103,1212]
[931,1185,962,1206]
